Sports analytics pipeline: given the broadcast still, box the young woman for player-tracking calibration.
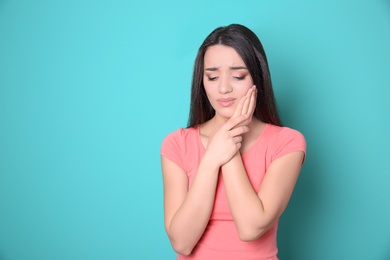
[161,24,306,260]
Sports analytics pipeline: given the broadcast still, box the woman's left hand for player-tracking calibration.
[232,85,257,127]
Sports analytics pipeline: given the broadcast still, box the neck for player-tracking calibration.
[207,115,263,132]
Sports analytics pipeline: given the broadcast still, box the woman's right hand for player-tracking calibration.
[205,86,256,166]
[205,114,249,167]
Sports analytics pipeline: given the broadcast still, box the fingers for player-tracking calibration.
[241,87,253,115]
[230,126,249,137]
[223,114,249,131]
[233,95,247,118]
[223,85,257,131]
[239,85,257,116]
[247,85,257,116]
[232,85,257,120]
[233,135,242,144]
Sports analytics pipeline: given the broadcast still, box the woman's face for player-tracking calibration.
[203,44,254,121]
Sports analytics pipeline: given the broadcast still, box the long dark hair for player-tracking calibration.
[187,24,282,127]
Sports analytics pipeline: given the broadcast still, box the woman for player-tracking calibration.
[161,24,306,260]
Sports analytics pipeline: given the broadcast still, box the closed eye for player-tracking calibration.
[208,77,218,81]
[234,76,246,80]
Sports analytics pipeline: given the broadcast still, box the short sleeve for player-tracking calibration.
[160,129,185,170]
[272,128,306,163]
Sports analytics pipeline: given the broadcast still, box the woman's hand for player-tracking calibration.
[205,115,249,167]
[204,86,257,166]
[232,85,257,127]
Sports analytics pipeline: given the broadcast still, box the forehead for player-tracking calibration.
[204,45,245,67]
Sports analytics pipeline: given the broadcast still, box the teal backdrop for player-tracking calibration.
[1,1,389,259]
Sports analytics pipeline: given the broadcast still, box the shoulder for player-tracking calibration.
[266,124,305,144]
[265,124,306,161]
[161,127,198,154]
[160,126,199,172]
[162,127,197,146]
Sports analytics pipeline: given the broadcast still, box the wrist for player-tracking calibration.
[222,151,241,167]
[201,152,222,172]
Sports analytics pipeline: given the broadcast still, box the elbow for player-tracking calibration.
[173,245,192,256]
[170,240,194,256]
[238,229,265,242]
[238,215,278,242]
[166,226,196,256]
[237,224,272,242]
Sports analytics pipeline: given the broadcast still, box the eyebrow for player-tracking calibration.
[204,66,248,71]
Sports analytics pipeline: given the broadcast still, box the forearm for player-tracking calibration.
[168,155,220,255]
[221,153,271,241]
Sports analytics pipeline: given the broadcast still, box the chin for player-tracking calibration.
[215,111,234,121]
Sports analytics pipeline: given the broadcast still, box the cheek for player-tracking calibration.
[235,81,253,96]
[203,81,216,96]
[202,84,213,103]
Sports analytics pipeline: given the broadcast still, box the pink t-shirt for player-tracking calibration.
[161,124,306,260]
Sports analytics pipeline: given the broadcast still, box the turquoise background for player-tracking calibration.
[1,0,389,259]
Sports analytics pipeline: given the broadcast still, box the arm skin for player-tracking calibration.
[161,154,220,255]
[162,114,249,255]
[221,86,305,241]
[221,150,305,241]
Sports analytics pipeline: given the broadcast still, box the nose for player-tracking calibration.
[218,76,232,94]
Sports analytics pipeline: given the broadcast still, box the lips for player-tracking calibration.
[217,98,236,107]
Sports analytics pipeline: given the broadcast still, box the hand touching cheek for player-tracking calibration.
[232,85,257,127]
